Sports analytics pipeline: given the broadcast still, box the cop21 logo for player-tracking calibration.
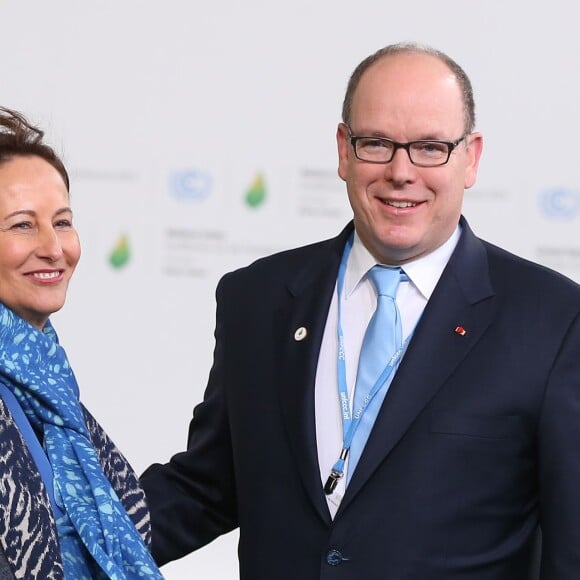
[169,170,212,202]
[539,188,580,220]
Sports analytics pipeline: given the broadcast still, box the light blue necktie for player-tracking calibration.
[347,265,404,483]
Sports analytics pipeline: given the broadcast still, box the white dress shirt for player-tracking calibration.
[315,226,461,517]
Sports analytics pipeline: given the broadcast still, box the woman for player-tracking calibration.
[0,107,163,579]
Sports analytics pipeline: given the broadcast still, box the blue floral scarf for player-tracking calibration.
[0,304,163,579]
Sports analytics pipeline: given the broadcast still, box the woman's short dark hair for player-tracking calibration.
[0,107,69,191]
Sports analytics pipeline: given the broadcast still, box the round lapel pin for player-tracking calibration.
[294,327,308,341]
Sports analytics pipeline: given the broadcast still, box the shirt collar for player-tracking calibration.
[345,225,462,300]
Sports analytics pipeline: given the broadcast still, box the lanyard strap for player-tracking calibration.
[324,236,411,495]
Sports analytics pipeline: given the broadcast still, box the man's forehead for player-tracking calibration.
[351,55,463,121]
[362,52,458,89]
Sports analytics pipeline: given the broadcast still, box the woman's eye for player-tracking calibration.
[11,221,32,230]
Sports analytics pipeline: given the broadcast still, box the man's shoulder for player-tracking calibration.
[482,238,580,296]
[458,219,579,294]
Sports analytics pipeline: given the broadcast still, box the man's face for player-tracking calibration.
[337,52,483,265]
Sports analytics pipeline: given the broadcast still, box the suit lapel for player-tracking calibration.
[341,220,497,508]
[276,225,353,523]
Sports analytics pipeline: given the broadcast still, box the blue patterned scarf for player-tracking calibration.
[0,304,163,579]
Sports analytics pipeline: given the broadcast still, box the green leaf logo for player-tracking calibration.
[245,173,266,208]
[109,234,130,269]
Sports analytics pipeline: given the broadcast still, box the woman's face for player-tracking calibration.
[0,155,80,329]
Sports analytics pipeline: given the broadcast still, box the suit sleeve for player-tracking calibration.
[140,276,238,565]
[538,311,580,577]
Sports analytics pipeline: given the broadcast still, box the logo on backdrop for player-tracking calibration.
[109,234,131,269]
[244,173,267,208]
[538,188,580,220]
[169,169,212,202]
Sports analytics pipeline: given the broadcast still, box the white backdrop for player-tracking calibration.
[2,1,580,578]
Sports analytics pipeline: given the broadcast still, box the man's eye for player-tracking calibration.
[416,142,447,155]
[361,139,390,149]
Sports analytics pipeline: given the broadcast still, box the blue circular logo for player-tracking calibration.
[169,170,212,201]
[539,188,580,220]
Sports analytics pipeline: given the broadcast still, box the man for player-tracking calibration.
[141,43,580,579]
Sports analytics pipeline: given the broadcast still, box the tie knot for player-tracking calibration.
[368,265,402,298]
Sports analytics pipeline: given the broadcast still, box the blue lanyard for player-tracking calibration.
[324,236,412,495]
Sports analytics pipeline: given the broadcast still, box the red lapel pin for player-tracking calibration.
[454,326,467,336]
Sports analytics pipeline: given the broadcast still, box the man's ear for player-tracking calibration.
[337,123,350,182]
[464,132,483,189]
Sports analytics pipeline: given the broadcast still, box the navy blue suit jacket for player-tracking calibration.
[142,218,580,579]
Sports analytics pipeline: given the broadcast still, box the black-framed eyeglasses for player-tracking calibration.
[348,130,467,167]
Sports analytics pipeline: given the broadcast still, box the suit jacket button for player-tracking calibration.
[326,549,343,566]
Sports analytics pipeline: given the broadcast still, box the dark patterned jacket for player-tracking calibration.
[0,399,151,579]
